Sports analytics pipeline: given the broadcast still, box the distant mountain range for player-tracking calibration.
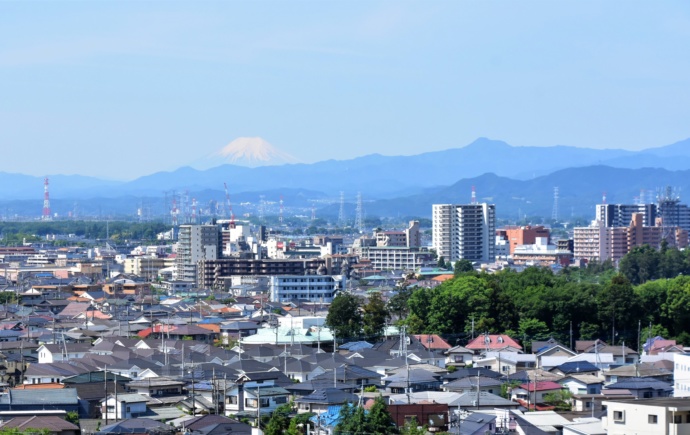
[3,137,690,220]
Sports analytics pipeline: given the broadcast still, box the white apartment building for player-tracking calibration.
[175,224,219,283]
[602,398,690,434]
[675,353,690,397]
[432,203,496,263]
[269,275,345,303]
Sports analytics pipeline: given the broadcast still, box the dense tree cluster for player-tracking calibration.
[325,245,690,349]
[335,397,397,435]
[0,221,168,244]
[394,247,690,348]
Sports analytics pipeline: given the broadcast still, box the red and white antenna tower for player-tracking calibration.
[191,198,197,224]
[279,195,284,224]
[171,197,179,226]
[602,191,607,204]
[471,185,477,204]
[42,177,51,220]
[224,182,234,227]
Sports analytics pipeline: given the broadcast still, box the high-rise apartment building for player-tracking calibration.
[175,224,220,283]
[596,204,657,228]
[432,203,496,263]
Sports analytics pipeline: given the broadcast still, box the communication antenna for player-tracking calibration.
[551,187,559,221]
[471,185,477,204]
[191,198,198,224]
[602,191,607,204]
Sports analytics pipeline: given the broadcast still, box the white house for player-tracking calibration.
[101,394,149,420]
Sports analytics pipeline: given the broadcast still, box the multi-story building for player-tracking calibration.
[269,274,346,303]
[497,225,550,255]
[357,246,433,271]
[574,214,688,262]
[197,258,325,289]
[597,204,657,227]
[373,221,421,248]
[123,256,168,281]
[175,224,220,283]
[432,203,496,263]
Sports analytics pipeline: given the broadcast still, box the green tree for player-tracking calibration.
[334,403,368,435]
[362,292,389,338]
[518,318,550,350]
[543,389,572,411]
[326,293,362,340]
[597,274,640,343]
[264,402,292,435]
[453,259,474,275]
[65,411,79,426]
[399,419,427,435]
[367,396,397,434]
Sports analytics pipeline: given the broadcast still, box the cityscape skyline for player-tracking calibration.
[2,1,690,179]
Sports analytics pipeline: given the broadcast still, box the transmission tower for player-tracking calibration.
[551,187,559,221]
[471,185,477,204]
[258,195,265,221]
[279,195,284,224]
[355,192,364,233]
[338,191,346,227]
[42,177,51,220]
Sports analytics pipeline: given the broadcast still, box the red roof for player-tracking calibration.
[466,334,522,351]
[519,381,563,392]
[413,334,452,350]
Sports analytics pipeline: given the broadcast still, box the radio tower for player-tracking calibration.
[471,185,477,204]
[355,192,364,233]
[279,195,284,224]
[171,197,179,226]
[191,198,197,224]
[42,177,51,220]
[338,191,346,227]
[551,187,559,221]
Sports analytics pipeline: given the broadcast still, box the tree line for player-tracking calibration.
[327,244,690,351]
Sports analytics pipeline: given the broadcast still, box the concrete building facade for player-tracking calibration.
[432,203,496,263]
[175,225,220,283]
[269,275,346,303]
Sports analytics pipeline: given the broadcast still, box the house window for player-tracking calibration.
[126,406,131,412]
[274,397,287,404]
[648,415,658,424]
[674,415,682,424]
[260,398,270,407]
[246,398,258,408]
[229,396,238,404]
[643,391,653,398]
[613,411,625,422]
[585,401,592,409]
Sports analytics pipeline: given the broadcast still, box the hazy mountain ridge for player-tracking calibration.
[3,138,690,220]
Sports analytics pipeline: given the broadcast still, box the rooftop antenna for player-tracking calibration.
[551,186,559,221]
[471,185,477,204]
[171,196,179,227]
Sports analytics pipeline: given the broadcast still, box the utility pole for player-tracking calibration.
[104,365,108,425]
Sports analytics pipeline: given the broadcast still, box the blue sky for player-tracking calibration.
[2,1,690,180]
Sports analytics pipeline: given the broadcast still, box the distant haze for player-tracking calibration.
[1,2,689,179]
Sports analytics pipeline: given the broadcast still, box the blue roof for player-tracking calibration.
[311,405,350,427]
[556,361,600,374]
[338,341,373,351]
